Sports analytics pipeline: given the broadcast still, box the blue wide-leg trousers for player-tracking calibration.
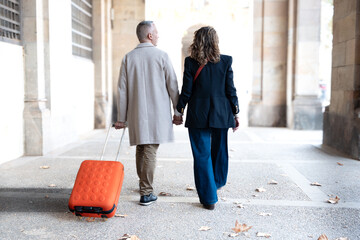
[188,128,229,205]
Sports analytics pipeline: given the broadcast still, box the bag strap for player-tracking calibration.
[193,64,205,83]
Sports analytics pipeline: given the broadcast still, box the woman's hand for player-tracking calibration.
[173,115,183,125]
[233,117,240,132]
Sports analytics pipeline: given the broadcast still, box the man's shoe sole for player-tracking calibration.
[139,200,156,206]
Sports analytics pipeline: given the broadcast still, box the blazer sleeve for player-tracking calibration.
[163,53,180,114]
[117,56,128,122]
[176,57,194,114]
[225,57,239,115]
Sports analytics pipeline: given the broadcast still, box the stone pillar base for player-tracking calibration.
[292,97,323,130]
[23,101,51,156]
[323,106,360,159]
[248,102,286,127]
[94,96,110,129]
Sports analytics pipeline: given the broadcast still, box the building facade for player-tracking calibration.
[0,0,359,164]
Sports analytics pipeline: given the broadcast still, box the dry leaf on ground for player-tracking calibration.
[232,220,252,233]
[198,226,211,231]
[86,217,96,222]
[311,182,322,186]
[48,184,56,187]
[159,192,172,196]
[318,234,329,240]
[268,180,278,185]
[258,212,272,216]
[119,234,140,240]
[328,196,340,204]
[40,166,50,169]
[115,214,128,218]
[337,162,344,166]
[236,203,245,208]
[257,232,271,238]
[186,186,196,191]
[256,187,266,192]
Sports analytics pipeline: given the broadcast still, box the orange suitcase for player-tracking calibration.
[68,127,126,218]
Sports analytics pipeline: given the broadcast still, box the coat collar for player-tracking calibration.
[135,42,155,49]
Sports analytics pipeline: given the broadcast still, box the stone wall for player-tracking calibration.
[0,42,24,164]
[111,0,145,122]
[323,0,360,159]
[249,0,288,127]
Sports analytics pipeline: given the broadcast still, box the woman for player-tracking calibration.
[176,26,240,210]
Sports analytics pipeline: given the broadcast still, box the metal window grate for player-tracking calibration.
[71,0,92,59]
[0,0,21,43]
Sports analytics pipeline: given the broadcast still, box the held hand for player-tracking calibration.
[114,121,126,129]
[232,117,240,132]
[172,115,183,125]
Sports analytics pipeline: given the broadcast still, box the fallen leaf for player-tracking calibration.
[119,234,140,240]
[44,195,49,198]
[232,220,252,233]
[228,233,239,237]
[257,232,271,238]
[48,184,56,187]
[198,226,211,231]
[40,166,50,169]
[159,192,172,196]
[86,217,96,222]
[115,214,128,218]
[252,194,258,197]
[311,182,322,186]
[328,196,340,204]
[236,203,245,208]
[186,186,196,191]
[337,162,344,166]
[258,212,272,216]
[318,234,329,240]
[268,180,278,185]
[256,187,266,192]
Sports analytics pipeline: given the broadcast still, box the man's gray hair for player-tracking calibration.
[136,21,154,41]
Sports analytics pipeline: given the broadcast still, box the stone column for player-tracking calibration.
[111,0,145,123]
[249,0,288,127]
[323,0,360,159]
[22,0,51,155]
[93,0,112,128]
[288,0,323,130]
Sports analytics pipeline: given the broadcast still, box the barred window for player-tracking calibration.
[0,0,21,43]
[72,0,92,59]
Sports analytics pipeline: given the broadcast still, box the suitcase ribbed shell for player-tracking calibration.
[69,160,124,218]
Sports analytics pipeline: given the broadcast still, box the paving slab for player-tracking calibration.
[1,127,360,240]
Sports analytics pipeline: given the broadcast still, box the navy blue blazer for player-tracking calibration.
[176,55,239,128]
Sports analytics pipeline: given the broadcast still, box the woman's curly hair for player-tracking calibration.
[189,26,220,65]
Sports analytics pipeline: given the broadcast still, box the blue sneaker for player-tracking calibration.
[139,193,157,206]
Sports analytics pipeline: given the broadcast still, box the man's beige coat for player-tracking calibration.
[117,43,179,146]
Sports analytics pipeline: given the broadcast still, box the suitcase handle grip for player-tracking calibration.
[100,124,126,161]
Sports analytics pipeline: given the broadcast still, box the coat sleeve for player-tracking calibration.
[225,57,239,115]
[176,58,194,114]
[117,57,128,122]
[163,53,180,114]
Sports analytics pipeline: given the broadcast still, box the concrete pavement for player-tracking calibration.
[0,127,359,240]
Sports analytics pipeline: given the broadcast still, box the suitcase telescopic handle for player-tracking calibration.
[100,123,126,161]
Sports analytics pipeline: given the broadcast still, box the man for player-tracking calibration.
[115,21,182,206]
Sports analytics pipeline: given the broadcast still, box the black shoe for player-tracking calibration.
[203,204,215,210]
[139,193,157,206]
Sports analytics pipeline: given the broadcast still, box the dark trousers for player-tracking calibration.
[188,128,229,205]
